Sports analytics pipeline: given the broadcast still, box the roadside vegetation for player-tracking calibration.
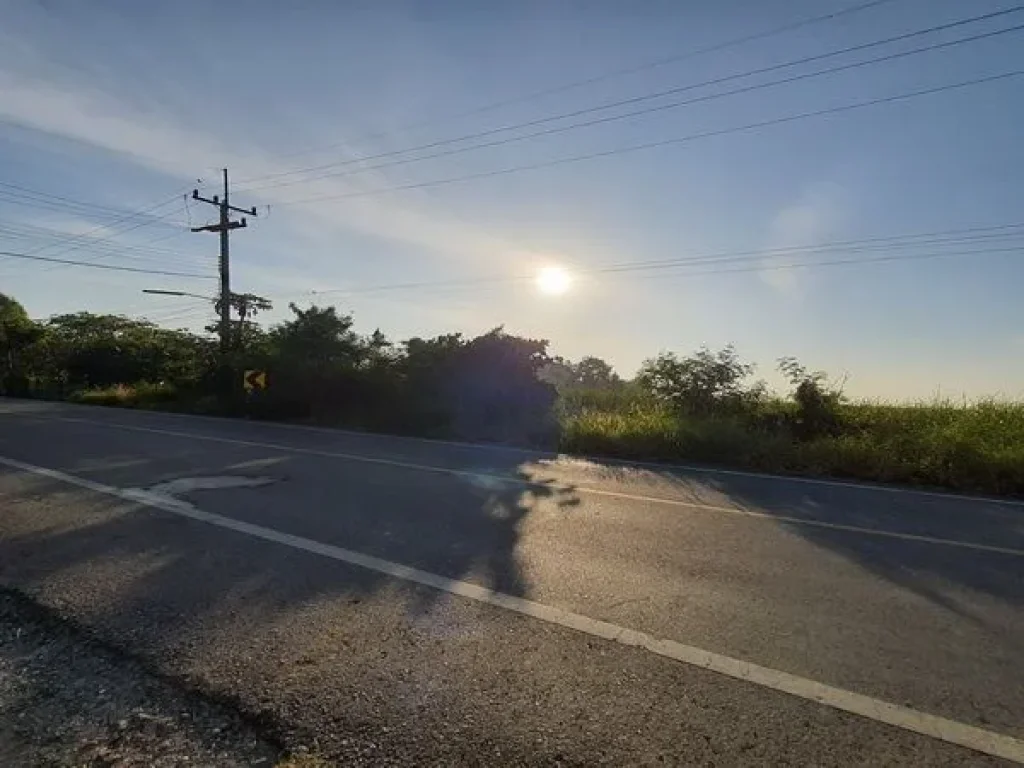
[2,291,1021,496]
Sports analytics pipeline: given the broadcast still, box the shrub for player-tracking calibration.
[777,357,844,439]
[70,381,177,409]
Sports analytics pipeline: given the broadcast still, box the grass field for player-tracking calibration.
[558,396,1024,496]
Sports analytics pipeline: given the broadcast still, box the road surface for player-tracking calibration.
[1,398,1022,765]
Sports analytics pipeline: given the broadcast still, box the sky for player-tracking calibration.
[1,0,1022,399]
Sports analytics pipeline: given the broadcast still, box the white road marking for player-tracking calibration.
[33,414,1024,557]
[147,475,276,496]
[5,397,1023,508]
[1,453,1021,764]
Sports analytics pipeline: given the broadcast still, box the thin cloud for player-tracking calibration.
[0,68,526,281]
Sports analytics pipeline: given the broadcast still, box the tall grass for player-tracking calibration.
[559,396,1024,496]
[69,382,179,409]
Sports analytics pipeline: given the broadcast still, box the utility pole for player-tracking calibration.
[191,169,257,405]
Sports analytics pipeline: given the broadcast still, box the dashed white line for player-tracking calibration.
[1,452,1021,764]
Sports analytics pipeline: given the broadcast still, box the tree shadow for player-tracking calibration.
[573,459,1024,617]
[0,451,580,660]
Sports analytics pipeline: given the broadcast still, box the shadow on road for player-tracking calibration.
[0,450,580,656]
[0,451,593,763]
[575,460,1024,616]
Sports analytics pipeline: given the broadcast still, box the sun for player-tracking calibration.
[536,265,572,296]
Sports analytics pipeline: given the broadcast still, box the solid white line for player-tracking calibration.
[35,414,1024,557]
[0,453,1021,764]
[6,397,1023,508]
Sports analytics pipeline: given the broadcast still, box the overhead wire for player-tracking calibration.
[8,182,207,272]
[633,244,1024,283]
[0,181,176,221]
[417,0,904,126]
[246,21,1024,194]
[296,223,1024,300]
[594,228,1024,274]
[21,197,194,277]
[4,4,1018,320]
[237,5,1024,191]
[0,195,188,278]
[0,189,177,222]
[273,69,1024,206]
[0,220,212,266]
[6,194,184,258]
[39,201,185,257]
[143,301,214,326]
[0,249,215,279]
[251,0,902,167]
[307,245,1024,306]
[0,182,214,281]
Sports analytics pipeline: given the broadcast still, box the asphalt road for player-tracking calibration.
[1,398,1022,765]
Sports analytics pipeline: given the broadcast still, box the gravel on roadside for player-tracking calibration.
[0,588,302,767]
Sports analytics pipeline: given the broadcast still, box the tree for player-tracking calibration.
[269,303,364,371]
[207,292,273,353]
[0,293,41,395]
[397,328,557,441]
[573,356,621,390]
[637,345,762,415]
[362,328,396,368]
[250,303,370,421]
[439,328,555,442]
[537,356,574,392]
[539,355,621,392]
[30,312,211,392]
[777,356,844,438]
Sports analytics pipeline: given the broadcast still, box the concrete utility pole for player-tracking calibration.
[191,169,257,403]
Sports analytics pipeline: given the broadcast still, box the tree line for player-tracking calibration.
[6,290,1020,496]
[0,293,564,442]
[1,291,841,444]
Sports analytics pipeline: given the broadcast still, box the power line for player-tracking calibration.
[0,181,176,221]
[251,0,901,167]
[246,19,1024,193]
[343,245,1024,303]
[13,195,184,257]
[299,223,1024,299]
[0,184,197,278]
[0,189,177,222]
[429,0,904,123]
[5,211,186,278]
[22,200,190,278]
[275,69,1024,206]
[596,229,1024,274]
[238,5,1022,191]
[0,194,191,279]
[0,220,213,266]
[0,249,215,279]
[144,302,214,326]
[644,244,1024,282]
[47,202,185,256]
